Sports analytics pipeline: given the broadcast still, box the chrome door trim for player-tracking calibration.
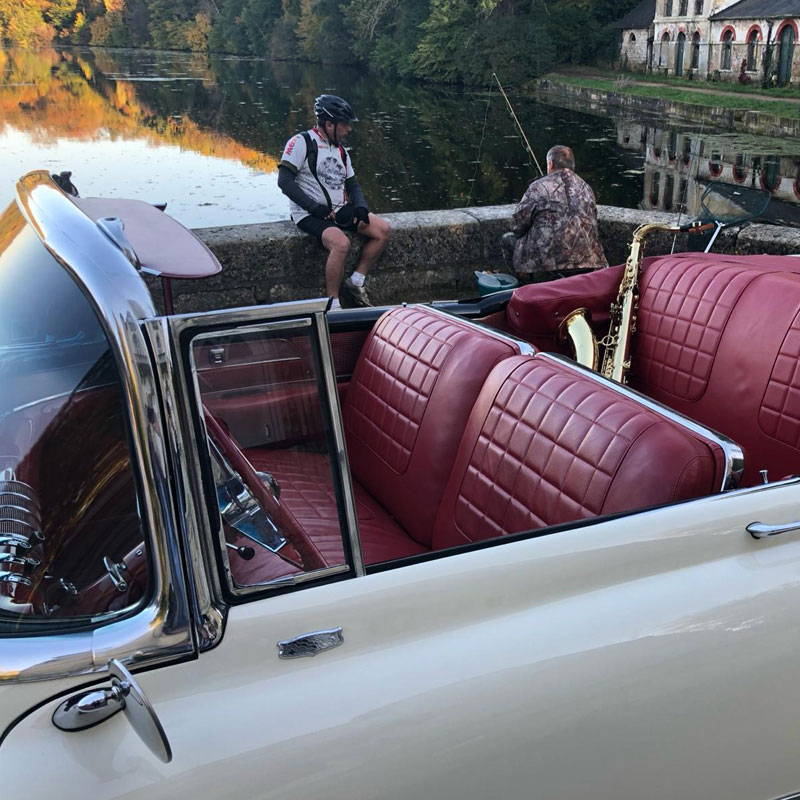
[315,310,365,577]
[542,353,745,492]
[2,172,193,684]
[159,303,363,618]
[143,317,226,650]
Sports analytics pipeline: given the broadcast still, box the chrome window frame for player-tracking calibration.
[0,172,193,684]
[155,301,363,636]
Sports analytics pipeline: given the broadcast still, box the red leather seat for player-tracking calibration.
[505,253,800,486]
[248,306,526,566]
[632,255,800,486]
[432,355,728,550]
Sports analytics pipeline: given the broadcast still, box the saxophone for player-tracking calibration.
[560,221,711,384]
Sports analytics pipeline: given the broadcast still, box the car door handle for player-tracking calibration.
[747,520,800,539]
[278,628,344,659]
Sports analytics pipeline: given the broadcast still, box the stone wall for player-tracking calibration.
[148,204,800,314]
[534,79,800,138]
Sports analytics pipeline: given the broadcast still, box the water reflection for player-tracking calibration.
[2,47,799,230]
[617,120,800,227]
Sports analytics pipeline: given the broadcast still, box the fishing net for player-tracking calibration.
[697,181,772,226]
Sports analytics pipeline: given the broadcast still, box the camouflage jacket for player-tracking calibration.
[510,169,608,274]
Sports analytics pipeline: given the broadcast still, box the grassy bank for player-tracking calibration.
[543,73,800,118]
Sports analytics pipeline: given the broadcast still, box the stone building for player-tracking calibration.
[617,0,657,73]
[618,0,799,85]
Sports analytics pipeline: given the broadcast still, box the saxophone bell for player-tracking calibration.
[557,308,599,371]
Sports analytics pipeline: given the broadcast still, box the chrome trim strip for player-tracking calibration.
[165,300,329,332]
[541,353,745,492]
[424,304,536,356]
[3,172,193,683]
[316,310,365,577]
[161,305,359,605]
[196,356,305,373]
[232,564,350,596]
[142,317,225,650]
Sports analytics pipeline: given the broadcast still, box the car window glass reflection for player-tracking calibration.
[192,325,349,590]
[0,225,149,631]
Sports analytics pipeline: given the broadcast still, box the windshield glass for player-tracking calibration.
[0,204,149,631]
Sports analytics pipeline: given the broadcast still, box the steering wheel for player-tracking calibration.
[203,408,328,572]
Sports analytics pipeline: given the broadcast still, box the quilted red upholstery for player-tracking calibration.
[634,258,757,401]
[505,253,800,486]
[245,448,427,565]
[343,306,523,547]
[432,356,725,550]
[630,256,800,485]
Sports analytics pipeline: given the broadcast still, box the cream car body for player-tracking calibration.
[2,173,800,800]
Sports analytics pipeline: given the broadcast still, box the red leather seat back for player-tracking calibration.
[632,254,800,485]
[343,306,523,547]
[432,356,725,550]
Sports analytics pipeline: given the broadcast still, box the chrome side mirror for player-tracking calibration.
[52,658,172,763]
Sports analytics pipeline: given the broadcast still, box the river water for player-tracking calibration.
[2,47,800,229]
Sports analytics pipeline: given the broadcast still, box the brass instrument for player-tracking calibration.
[560,221,712,384]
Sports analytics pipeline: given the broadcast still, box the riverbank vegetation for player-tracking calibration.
[0,0,640,84]
[545,70,800,117]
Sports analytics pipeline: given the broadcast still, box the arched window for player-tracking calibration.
[721,30,733,70]
[630,33,637,43]
[665,0,673,16]
[660,32,670,67]
[778,24,796,86]
[691,32,701,69]
[747,29,760,71]
[733,153,748,183]
[762,155,781,193]
[675,32,686,76]
[664,174,675,210]
[694,0,703,13]
[650,171,661,207]
[679,0,688,15]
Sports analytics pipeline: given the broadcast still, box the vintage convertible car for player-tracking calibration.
[2,171,800,800]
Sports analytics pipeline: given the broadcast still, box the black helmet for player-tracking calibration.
[314,94,358,124]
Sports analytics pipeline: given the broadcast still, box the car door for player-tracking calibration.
[5,296,800,799]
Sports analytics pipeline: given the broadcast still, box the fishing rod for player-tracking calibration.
[492,72,544,178]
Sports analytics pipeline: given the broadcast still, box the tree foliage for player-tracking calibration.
[0,0,641,83]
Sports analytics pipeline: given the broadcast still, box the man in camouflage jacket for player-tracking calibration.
[509,145,608,279]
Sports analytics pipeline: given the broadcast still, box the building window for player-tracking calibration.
[665,0,673,16]
[679,0,688,15]
[660,32,670,67]
[694,0,703,13]
[747,30,759,71]
[630,33,637,43]
[691,32,701,68]
[721,30,733,70]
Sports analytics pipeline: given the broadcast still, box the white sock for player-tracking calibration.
[349,271,365,288]
[330,297,341,310]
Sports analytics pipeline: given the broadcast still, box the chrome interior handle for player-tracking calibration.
[0,571,33,587]
[747,520,800,539]
[0,552,39,571]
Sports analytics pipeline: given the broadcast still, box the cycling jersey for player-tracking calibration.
[280,128,355,223]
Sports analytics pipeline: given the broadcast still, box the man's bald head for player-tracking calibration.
[546,145,575,172]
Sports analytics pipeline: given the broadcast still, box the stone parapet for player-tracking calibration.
[146,204,799,313]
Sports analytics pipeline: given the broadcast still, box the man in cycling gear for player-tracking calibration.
[278,94,391,308]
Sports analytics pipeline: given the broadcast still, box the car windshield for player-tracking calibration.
[0,207,149,631]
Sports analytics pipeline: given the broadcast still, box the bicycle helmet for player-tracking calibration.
[314,94,358,124]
